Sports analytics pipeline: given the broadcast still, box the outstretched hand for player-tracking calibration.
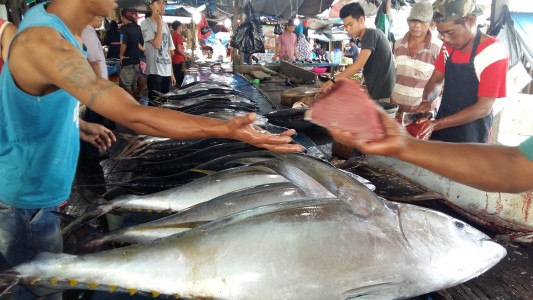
[320,80,334,94]
[228,113,305,153]
[80,122,117,150]
[327,108,409,157]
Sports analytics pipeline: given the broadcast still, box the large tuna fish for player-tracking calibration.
[0,195,505,299]
[60,165,289,235]
[88,182,319,245]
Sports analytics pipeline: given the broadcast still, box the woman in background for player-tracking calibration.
[103,20,121,59]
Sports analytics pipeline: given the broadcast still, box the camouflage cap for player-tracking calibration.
[433,0,482,23]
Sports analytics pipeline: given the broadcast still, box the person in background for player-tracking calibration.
[103,20,121,59]
[171,20,186,88]
[0,1,303,299]
[81,15,116,159]
[321,3,395,102]
[328,108,533,193]
[344,38,359,61]
[0,17,16,71]
[273,19,298,61]
[296,33,313,61]
[391,1,442,113]
[141,0,176,102]
[119,8,144,99]
[415,0,508,143]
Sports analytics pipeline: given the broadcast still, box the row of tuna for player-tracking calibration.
[0,154,506,299]
[0,81,506,299]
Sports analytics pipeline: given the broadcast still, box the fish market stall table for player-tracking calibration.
[40,73,533,300]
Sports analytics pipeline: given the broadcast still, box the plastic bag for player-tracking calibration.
[230,3,265,54]
[406,122,433,140]
[374,1,392,42]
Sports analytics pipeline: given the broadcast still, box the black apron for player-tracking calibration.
[430,29,492,143]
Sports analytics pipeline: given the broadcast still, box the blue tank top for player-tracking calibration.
[0,3,86,208]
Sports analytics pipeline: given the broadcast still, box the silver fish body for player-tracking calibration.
[111,165,288,213]
[5,198,505,299]
[92,182,326,245]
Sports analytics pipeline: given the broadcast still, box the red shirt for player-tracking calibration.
[172,31,185,64]
[434,36,508,98]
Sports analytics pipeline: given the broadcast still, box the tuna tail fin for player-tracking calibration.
[0,270,20,297]
[60,200,115,238]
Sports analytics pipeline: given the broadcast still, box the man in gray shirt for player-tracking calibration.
[141,0,175,102]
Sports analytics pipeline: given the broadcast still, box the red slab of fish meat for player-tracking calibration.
[306,79,384,141]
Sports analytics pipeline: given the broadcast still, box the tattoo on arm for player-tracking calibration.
[56,56,95,90]
[86,81,117,108]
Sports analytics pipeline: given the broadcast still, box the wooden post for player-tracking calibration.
[489,0,509,145]
[232,0,243,70]
[191,20,197,60]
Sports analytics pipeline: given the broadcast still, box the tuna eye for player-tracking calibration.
[454,221,465,229]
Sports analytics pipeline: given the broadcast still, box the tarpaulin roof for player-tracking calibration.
[510,12,533,63]
[117,0,334,18]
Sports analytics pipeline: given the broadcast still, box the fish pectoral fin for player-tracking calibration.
[341,282,402,300]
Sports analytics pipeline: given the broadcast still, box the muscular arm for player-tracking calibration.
[9,27,302,152]
[396,138,533,193]
[274,40,280,60]
[0,23,17,61]
[119,43,127,61]
[422,69,444,102]
[330,110,533,193]
[320,48,371,92]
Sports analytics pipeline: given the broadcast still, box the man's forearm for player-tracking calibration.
[397,138,533,193]
[120,44,126,59]
[433,98,495,131]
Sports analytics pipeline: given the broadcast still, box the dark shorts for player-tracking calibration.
[119,64,140,89]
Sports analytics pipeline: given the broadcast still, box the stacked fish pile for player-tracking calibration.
[0,153,506,299]
[99,81,312,194]
[0,81,507,299]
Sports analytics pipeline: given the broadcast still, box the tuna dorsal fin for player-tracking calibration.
[342,282,402,299]
[271,153,384,217]
[250,158,336,199]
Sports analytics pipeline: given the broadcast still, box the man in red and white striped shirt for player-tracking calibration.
[391,1,442,113]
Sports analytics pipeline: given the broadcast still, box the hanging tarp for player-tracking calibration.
[117,0,334,18]
[487,5,532,68]
[510,12,533,64]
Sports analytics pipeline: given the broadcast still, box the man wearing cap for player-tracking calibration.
[273,20,298,61]
[321,2,395,102]
[141,0,176,102]
[416,0,508,143]
[391,1,443,113]
[120,8,144,98]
